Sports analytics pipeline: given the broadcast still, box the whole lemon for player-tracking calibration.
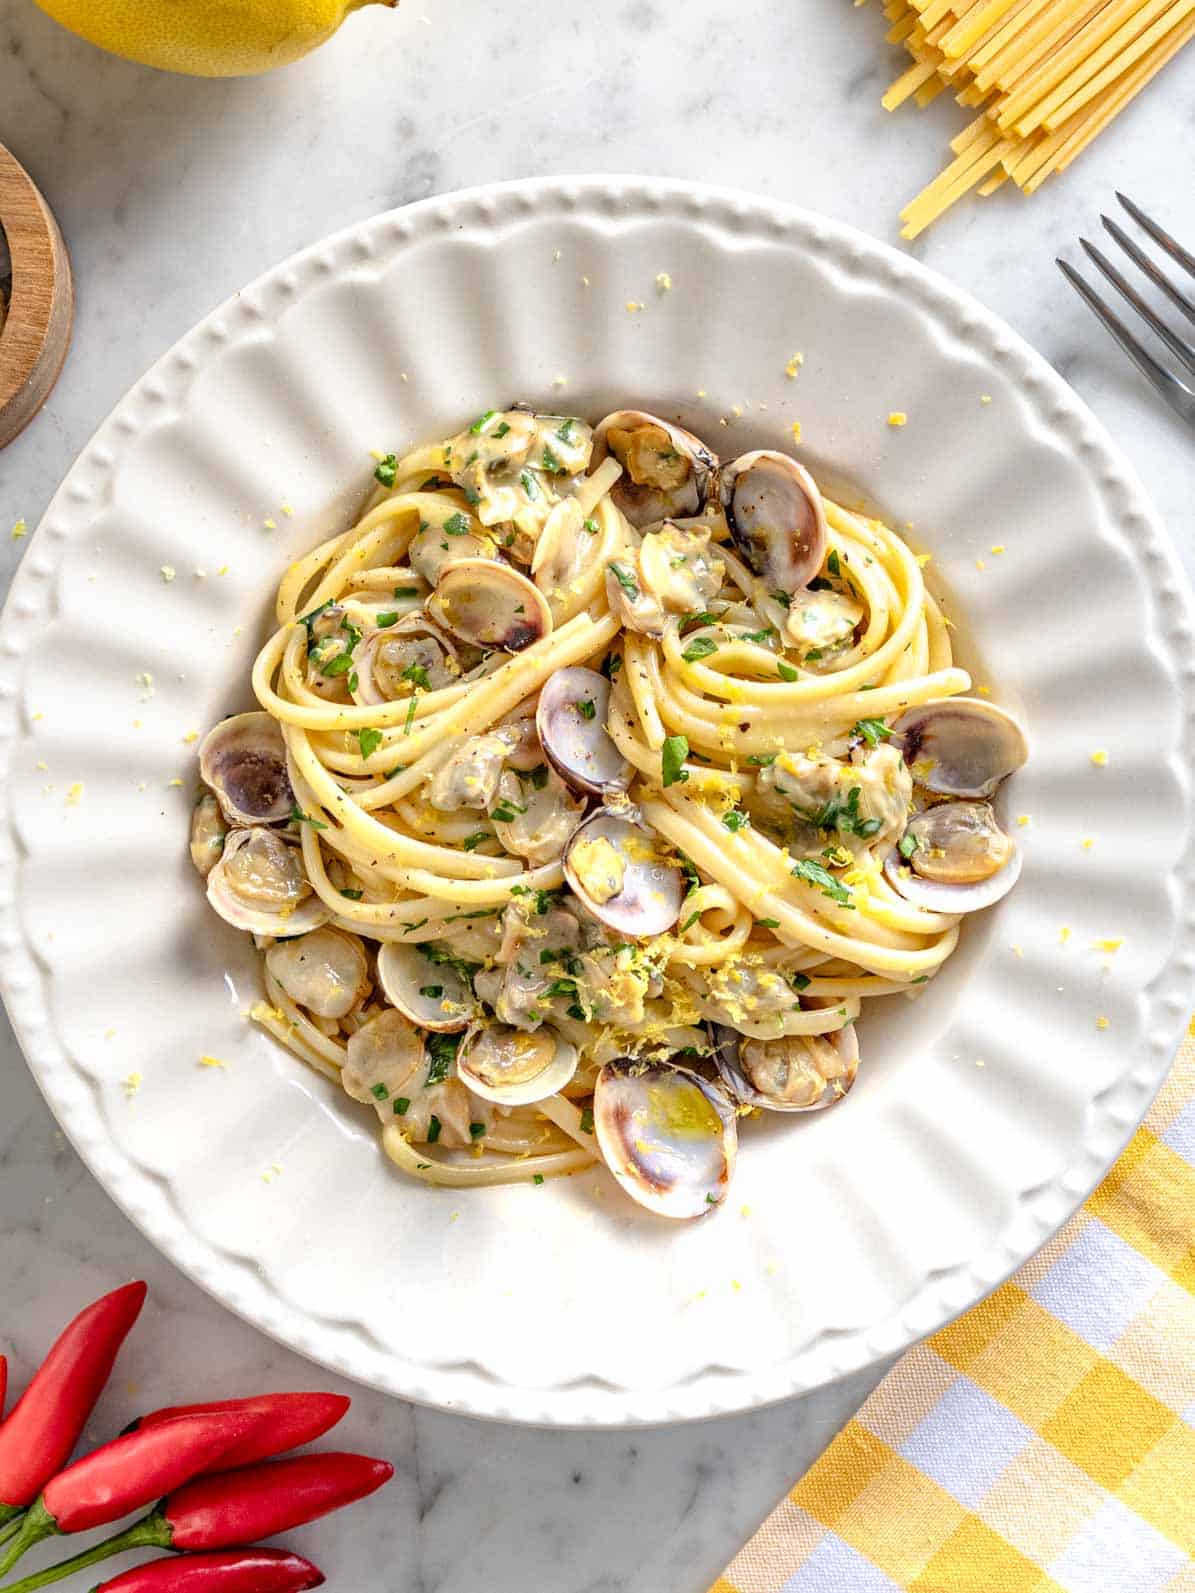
[34,0,397,77]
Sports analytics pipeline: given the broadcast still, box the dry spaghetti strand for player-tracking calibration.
[867,0,1194,235]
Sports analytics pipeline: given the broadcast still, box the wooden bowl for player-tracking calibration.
[0,144,74,451]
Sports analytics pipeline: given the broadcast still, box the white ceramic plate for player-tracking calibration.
[3,178,1193,1427]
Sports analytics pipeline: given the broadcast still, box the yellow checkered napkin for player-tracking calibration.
[712,1032,1195,1593]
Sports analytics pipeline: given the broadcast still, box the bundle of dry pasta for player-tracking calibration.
[875,0,1195,237]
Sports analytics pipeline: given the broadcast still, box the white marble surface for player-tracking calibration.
[1,2,1193,1589]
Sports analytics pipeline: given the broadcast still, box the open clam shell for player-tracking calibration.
[455,1020,578,1106]
[592,409,718,528]
[562,809,685,936]
[206,827,330,937]
[884,834,1022,914]
[352,616,459,703]
[427,559,552,652]
[593,1059,737,1218]
[199,711,294,825]
[536,666,632,797]
[376,941,480,1032]
[718,449,827,595]
[709,1022,859,1112]
[890,698,1027,799]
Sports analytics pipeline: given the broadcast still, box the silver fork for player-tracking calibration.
[1057,193,1195,430]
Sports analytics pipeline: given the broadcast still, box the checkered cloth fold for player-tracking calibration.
[712,1030,1195,1593]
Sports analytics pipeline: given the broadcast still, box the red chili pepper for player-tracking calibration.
[1,1354,7,1418]
[0,1410,268,1577]
[0,1282,146,1522]
[92,1550,325,1593]
[1,1453,393,1593]
[127,1393,350,1472]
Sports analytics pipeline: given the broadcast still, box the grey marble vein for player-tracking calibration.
[1,1,1193,1589]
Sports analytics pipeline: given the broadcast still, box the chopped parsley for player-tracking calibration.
[578,698,597,721]
[393,1097,411,1116]
[374,454,398,488]
[606,561,639,600]
[542,445,565,474]
[533,1174,545,1186]
[757,917,780,929]
[340,888,364,900]
[680,910,702,932]
[403,695,418,736]
[393,586,419,599]
[776,661,800,682]
[579,1108,594,1135]
[469,409,497,435]
[898,832,920,860]
[494,421,511,439]
[401,918,429,933]
[520,764,550,790]
[681,611,717,629]
[462,831,491,852]
[427,1116,443,1144]
[798,785,881,840]
[401,662,430,689]
[545,978,577,998]
[911,975,929,984]
[319,650,355,678]
[790,971,811,991]
[601,652,623,680]
[722,810,749,833]
[853,718,893,747]
[661,735,690,788]
[443,512,471,536]
[425,1032,460,1087]
[348,669,359,693]
[442,907,501,923]
[520,470,540,500]
[827,550,841,577]
[371,1082,389,1100]
[355,727,383,760]
[737,627,773,644]
[491,797,528,823]
[790,858,853,906]
[679,855,701,896]
[419,985,444,999]
[583,517,599,535]
[470,1121,487,1138]
[375,611,399,627]
[299,599,334,635]
[682,637,718,663]
[289,805,327,830]
[746,752,778,767]
[556,418,576,442]
[770,590,792,609]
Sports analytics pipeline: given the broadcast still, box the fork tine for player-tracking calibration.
[1102,214,1195,330]
[1079,237,1195,379]
[1056,258,1195,427]
[1117,193,1195,281]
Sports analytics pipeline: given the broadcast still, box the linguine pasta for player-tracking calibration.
[191,406,1026,1219]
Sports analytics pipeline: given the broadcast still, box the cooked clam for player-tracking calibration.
[592,410,717,527]
[592,1059,737,1218]
[562,810,685,936]
[408,518,498,586]
[490,767,585,866]
[198,712,294,825]
[342,1007,425,1110]
[536,667,633,796]
[206,827,330,936]
[718,449,827,595]
[353,616,460,702]
[265,927,369,1020]
[890,698,1027,799]
[710,1022,859,1112]
[455,1019,578,1106]
[376,940,480,1032]
[189,790,228,878]
[885,802,1022,914]
[427,559,553,652]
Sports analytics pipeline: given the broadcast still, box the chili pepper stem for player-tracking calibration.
[0,1515,25,1547]
[0,1512,170,1593]
[0,1499,56,1578]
